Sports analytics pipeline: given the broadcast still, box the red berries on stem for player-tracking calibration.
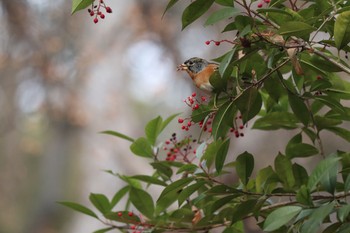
[88,0,113,24]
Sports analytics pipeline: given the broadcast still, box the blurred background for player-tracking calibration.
[1,1,349,233]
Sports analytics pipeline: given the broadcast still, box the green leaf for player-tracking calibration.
[71,0,93,14]
[215,138,231,173]
[293,163,309,187]
[236,88,262,124]
[191,104,212,123]
[307,156,340,192]
[178,180,206,205]
[89,193,111,215]
[230,199,258,224]
[334,11,350,50]
[151,162,173,179]
[129,187,154,219]
[296,185,312,206]
[156,177,194,214]
[58,201,98,219]
[313,96,345,114]
[300,202,335,233]
[288,93,310,126]
[182,0,215,30]
[255,166,277,193]
[338,204,350,222]
[278,21,316,39]
[162,0,180,18]
[205,7,240,26]
[263,206,302,231]
[215,0,234,6]
[274,153,295,189]
[218,49,236,80]
[210,195,237,212]
[235,151,254,186]
[100,130,134,142]
[131,175,167,186]
[145,116,162,146]
[130,137,154,158]
[177,164,199,174]
[212,101,235,140]
[327,127,350,143]
[253,112,298,130]
[110,186,130,208]
[286,143,318,158]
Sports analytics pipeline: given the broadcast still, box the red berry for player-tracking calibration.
[100,13,105,19]
[215,41,220,46]
[264,0,270,3]
[178,118,184,123]
[205,40,210,45]
[106,6,112,13]
[181,125,186,130]
[187,121,192,127]
[192,92,197,97]
[128,212,133,217]
[258,3,263,8]
[239,125,244,129]
[117,212,122,217]
[173,148,179,153]
[90,11,94,16]
[201,96,207,102]
[208,128,212,133]
[165,140,170,144]
[316,75,322,80]
[93,18,98,24]
[193,104,199,110]
[230,128,234,132]
[131,225,136,230]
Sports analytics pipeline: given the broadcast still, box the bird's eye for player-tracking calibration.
[186,61,194,66]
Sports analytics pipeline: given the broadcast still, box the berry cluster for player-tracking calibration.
[163,133,196,162]
[257,0,270,8]
[88,0,113,24]
[230,115,245,138]
[205,39,236,46]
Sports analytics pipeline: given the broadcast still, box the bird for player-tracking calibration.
[177,57,219,92]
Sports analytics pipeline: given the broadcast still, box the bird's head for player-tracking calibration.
[177,57,209,74]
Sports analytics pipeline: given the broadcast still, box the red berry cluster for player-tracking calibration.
[230,115,245,138]
[88,0,112,24]
[205,39,236,46]
[163,133,196,162]
[116,212,147,233]
[257,0,270,8]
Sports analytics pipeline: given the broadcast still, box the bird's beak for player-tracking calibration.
[177,64,188,71]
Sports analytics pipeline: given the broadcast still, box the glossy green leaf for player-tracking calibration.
[288,93,310,126]
[235,151,254,186]
[191,104,212,123]
[212,101,235,140]
[307,156,340,192]
[58,201,98,219]
[205,7,240,26]
[89,193,111,215]
[215,0,234,6]
[71,0,93,14]
[286,143,318,158]
[130,137,154,158]
[151,162,173,179]
[210,195,236,212]
[278,21,316,39]
[215,139,230,173]
[129,187,154,218]
[110,186,129,208]
[158,177,194,201]
[263,206,302,231]
[253,112,298,130]
[334,11,350,50]
[293,163,309,187]
[177,164,199,174]
[314,96,345,114]
[236,88,262,124]
[275,153,295,189]
[182,0,215,30]
[145,116,162,146]
[100,130,134,142]
[131,175,167,186]
[218,49,236,80]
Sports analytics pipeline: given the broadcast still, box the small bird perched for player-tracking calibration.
[177,57,219,92]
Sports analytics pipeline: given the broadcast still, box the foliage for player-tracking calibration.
[65,0,350,232]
